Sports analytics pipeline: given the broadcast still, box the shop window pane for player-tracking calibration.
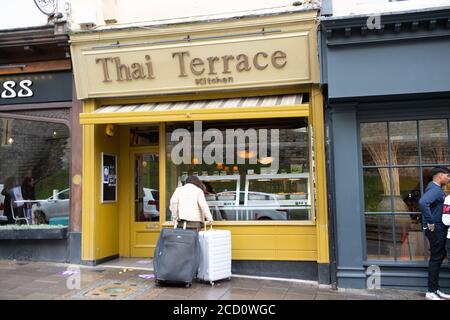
[390,121,418,165]
[419,119,449,165]
[0,118,70,225]
[364,168,391,212]
[365,214,395,260]
[361,122,388,166]
[165,118,311,221]
[396,167,420,211]
[394,214,426,262]
[134,153,159,222]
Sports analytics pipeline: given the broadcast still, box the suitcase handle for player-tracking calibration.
[174,220,187,229]
[203,222,213,232]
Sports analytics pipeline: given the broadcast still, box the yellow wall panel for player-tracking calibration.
[135,232,159,246]
[118,126,131,257]
[232,235,276,250]
[276,235,317,251]
[93,123,121,260]
[202,225,319,261]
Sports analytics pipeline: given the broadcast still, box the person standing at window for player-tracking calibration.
[170,175,213,232]
[1,177,16,224]
[419,167,450,300]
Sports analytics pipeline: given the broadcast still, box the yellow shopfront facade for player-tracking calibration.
[70,10,330,281]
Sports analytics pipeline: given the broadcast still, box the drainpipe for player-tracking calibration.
[323,86,338,290]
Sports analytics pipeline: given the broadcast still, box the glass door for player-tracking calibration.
[130,150,160,257]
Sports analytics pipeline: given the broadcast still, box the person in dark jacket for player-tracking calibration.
[419,167,450,300]
[21,177,35,201]
[1,177,17,224]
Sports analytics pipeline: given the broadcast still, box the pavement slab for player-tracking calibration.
[0,259,431,301]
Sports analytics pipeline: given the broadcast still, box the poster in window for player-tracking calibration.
[101,153,117,202]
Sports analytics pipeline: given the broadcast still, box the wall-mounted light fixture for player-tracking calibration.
[106,124,115,137]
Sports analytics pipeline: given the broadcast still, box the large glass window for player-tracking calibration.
[0,118,70,226]
[361,119,450,262]
[165,118,311,221]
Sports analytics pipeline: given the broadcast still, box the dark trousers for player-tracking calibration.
[425,226,448,292]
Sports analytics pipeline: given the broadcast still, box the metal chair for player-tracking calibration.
[9,187,30,225]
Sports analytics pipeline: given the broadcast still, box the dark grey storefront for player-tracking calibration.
[0,25,82,263]
[320,6,450,290]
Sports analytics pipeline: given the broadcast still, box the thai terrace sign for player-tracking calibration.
[72,33,316,99]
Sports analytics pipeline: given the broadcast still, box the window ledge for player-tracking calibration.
[162,221,316,227]
[0,227,68,240]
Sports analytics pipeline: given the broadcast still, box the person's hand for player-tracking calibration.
[428,224,435,232]
[206,220,213,226]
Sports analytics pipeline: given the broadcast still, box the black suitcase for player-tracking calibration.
[153,223,200,287]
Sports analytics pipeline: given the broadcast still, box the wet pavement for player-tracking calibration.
[0,259,426,300]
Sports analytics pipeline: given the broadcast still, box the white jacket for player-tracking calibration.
[169,183,213,223]
[442,195,450,238]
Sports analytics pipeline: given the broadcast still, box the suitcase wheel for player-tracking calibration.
[155,279,160,286]
[185,282,192,288]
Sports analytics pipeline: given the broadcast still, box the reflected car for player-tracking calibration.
[207,191,288,221]
[32,188,70,223]
[143,188,159,221]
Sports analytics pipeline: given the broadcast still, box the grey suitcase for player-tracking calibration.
[153,223,200,287]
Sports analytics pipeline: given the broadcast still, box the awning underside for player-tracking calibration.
[95,94,304,114]
[80,93,308,124]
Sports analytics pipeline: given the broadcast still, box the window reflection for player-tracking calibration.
[365,215,395,261]
[362,119,450,262]
[165,118,311,221]
[420,120,449,164]
[0,118,70,225]
[361,122,388,166]
[390,121,418,166]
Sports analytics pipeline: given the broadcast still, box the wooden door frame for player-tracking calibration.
[129,146,160,257]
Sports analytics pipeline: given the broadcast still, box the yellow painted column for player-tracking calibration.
[311,85,330,264]
[159,122,166,225]
[81,99,96,261]
[118,126,131,257]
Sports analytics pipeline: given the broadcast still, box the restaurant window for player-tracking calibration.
[0,118,70,226]
[361,119,450,262]
[165,118,311,222]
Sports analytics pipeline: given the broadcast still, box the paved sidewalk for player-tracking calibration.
[0,259,426,300]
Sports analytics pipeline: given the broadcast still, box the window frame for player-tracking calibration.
[359,117,450,263]
[163,117,315,225]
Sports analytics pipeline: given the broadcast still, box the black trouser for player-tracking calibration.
[425,226,448,292]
